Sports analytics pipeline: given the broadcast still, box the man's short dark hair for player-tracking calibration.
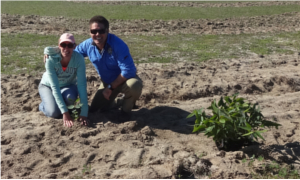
[89,15,109,30]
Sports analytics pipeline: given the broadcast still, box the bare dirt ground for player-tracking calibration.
[2,12,300,36]
[1,2,300,179]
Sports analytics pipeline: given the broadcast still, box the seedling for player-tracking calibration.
[67,98,83,120]
[73,164,92,179]
[198,151,208,158]
[82,164,91,176]
[248,155,255,167]
[242,158,247,164]
[257,155,264,162]
[187,94,281,150]
[254,160,299,178]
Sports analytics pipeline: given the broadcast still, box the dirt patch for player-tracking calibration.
[2,12,300,36]
[1,2,300,178]
[2,53,300,178]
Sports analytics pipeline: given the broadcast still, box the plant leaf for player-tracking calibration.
[206,126,214,132]
[242,131,254,136]
[193,125,206,133]
[224,96,232,104]
[245,122,252,129]
[218,96,225,107]
[253,131,265,141]
[67,105,74,109]
[240,126,251,131]
[219,119,226,123]
[187,112,195,119]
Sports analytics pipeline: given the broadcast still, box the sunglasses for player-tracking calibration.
[90,29,106,35]
[60,43,74,48]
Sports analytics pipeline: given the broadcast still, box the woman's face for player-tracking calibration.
[90,22,108,48]
[59,41,75,58]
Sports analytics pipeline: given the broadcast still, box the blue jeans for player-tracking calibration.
[38,83,78,118]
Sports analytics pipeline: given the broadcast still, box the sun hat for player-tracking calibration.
[59,33,75,45]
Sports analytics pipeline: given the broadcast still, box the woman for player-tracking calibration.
[39,33,89,127]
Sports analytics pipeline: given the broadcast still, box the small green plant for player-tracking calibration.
[242,158,247,164]
[257,155,264,162]
[67,98,83,120]
[73,164,92,179]
[198,151,208,158]
[248,155,255,167]
[187,94,281,149]
[251,160,300,179]
[82,164,91,176]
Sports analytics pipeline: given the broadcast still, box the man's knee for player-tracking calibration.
[125,78,143,95]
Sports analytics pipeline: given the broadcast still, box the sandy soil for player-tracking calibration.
[1,3,300,179]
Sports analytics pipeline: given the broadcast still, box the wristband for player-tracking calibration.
[107,84,114,90]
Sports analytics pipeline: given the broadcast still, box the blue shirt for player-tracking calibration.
[41,47,88,117]
[75,33,136,84]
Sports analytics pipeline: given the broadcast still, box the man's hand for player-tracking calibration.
[103,88,112,100]
[78,116,90,126]
[63,112,74,127]
[44,54,49,63]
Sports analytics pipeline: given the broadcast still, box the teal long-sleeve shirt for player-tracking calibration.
[40,47,88,117]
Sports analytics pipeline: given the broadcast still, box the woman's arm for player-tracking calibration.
[75,53,89,117]
[75,53,89,126]
[45,59,74,127]
[45,60,69,114]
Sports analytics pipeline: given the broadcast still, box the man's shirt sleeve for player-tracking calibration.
[75,40,88,58]
[116,43,136,79]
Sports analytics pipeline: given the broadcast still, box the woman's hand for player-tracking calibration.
[63,112,74,127]
[44,54,49,63]
[78,116,90,126]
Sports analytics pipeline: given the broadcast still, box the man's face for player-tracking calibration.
[90,22,108,48]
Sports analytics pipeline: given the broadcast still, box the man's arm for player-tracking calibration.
[103,74,127,100]
[111,74,127,89]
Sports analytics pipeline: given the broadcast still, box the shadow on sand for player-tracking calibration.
[89,106,195,135]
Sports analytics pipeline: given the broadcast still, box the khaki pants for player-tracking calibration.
[90,75,143,113]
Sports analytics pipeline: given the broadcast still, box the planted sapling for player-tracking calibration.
[187,94,281,150]
[67,98,83,120]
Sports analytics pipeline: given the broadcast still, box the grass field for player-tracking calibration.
[2,31,300,75]
[2,1,300,20]
[1,1,300,75]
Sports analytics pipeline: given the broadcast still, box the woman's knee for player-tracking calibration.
[44,108,61,118]
[40,103,61,118]
[64,93,77,105]
[61,85,78,105]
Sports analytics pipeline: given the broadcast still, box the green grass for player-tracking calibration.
[2,1,300,20]
[241,156,300,179]
[1,33,90,75]
[2,31,300,75]
[249,159,300,179]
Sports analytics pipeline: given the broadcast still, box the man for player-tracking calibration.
[75,15,143,122]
